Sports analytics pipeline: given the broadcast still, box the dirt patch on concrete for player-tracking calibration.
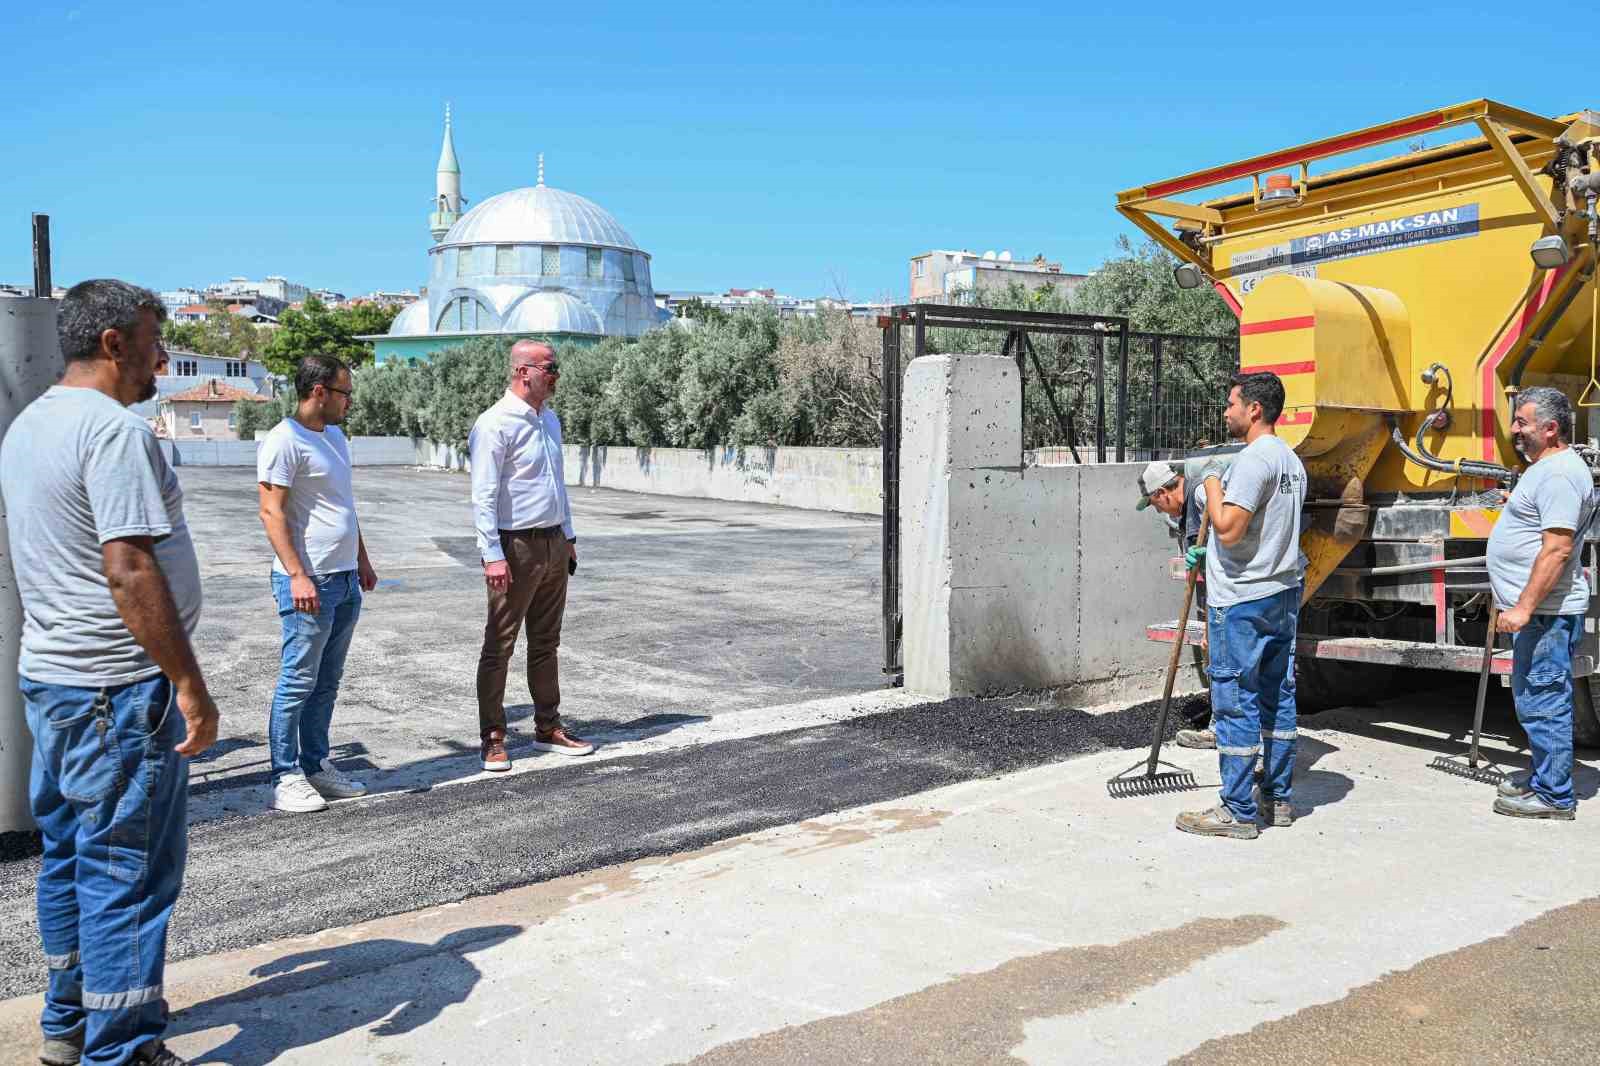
[679,915,1286,1065]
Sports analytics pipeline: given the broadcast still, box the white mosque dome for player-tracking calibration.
[441,184,641,251]
[503,291,604,334]
[387,300,431,336]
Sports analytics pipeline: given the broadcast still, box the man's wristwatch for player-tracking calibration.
[567,536,577,544]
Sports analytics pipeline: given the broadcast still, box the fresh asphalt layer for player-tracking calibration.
[0,691,1180,999]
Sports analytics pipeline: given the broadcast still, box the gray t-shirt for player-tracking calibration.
[0,385,202,685]
[257,419,360,575]
[1204,434,1307,607]
[1487,447,1594,616]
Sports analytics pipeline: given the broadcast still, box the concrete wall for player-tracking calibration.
[569,445,881,515]
[159,436,430,468]
[901,354,1186,701]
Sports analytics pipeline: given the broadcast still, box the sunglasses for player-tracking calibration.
[518,362,560,376]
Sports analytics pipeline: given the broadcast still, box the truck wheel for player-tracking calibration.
[1573,677,1600,749]
[1295,656,1398,715]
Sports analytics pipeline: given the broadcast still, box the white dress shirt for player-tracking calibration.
[468,392,575,563]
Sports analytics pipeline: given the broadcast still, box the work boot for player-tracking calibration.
[1175,728,1216,749]
[531,726,595,757]
[1493,792,1575,820]
[1175,805,1259,840]
[481,732,511,772]
[1497,770,1534,798]
[39,1027,83,1066]
[1262,799,1294,828]
[130,1042,189,1066]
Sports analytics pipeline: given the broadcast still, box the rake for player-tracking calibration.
[1108,513,1208,798]
[1430,604,1508,786]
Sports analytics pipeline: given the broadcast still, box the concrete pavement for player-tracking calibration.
[2,685,1595,1064]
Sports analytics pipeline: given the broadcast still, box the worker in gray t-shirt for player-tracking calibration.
[1485,386,1595,820]
[1176,372,1306,842]
[0,280,218,1066]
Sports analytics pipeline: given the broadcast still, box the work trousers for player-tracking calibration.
[477,527,569,738]
[22,675,188,1066]
[1209,585,1300,822]
[1510,612,1582,810]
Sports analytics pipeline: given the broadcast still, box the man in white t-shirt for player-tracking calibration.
[256,354,378,813]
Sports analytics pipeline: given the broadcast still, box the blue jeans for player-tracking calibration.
[22,675,188,1066]
[269,570,362,783]
[1510,613,1582,810]
[1209,586,1300,822]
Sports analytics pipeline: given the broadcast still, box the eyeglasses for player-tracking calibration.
[324,385,353,398]
[517,362,560,377]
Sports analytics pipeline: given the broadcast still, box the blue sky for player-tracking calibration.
[0,2,1579,301]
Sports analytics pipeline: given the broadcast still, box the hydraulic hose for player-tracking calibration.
[1333,556,1486,578]
[1387,415,1514,483]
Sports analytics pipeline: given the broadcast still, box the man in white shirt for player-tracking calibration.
[470,341,593,771]
[257,354,378,813]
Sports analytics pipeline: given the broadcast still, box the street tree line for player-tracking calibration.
[235,238,1240,450]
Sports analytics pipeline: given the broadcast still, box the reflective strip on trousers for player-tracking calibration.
[44,950,79,970]
[82,984,163,1011]
[1263,730,1297,740]
[1218,744,1261,757]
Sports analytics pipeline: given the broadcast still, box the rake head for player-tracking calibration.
[1428,755,1508,786]
[1106,759,1202,798]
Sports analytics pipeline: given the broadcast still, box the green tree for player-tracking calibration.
[345,359,425,437]
[232,390,293,441]
[412,338,513,450]
[262,296,399,376]
[162,313,269,360]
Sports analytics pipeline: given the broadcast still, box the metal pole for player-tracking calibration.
[1095,335,1107,463]
[31,214,51,298]
[1115,322,1129,463]
[880,317,902,683]
[1149,335,1164,458]
[2,219,62,832]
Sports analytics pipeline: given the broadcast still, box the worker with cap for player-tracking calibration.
[1137,459,1216,747]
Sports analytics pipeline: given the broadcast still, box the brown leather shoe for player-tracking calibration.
[480,732,511,772]
[531,726,595,757]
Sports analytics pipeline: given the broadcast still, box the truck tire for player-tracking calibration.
[1573,677,1600,749]
[1295,656,1399,715]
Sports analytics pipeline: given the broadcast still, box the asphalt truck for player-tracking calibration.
[1119,100,1600,742]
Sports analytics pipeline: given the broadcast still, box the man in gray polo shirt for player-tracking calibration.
[1487,385,1595,820]
[1176,371,1306,841]
[1,280,218,1066]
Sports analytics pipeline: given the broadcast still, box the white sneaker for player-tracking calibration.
[308,758,367,799]
[272,774,328,813]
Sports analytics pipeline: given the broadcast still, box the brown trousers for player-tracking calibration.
[476,528,569,738]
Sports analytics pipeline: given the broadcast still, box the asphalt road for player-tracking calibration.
[0,693,1177,998]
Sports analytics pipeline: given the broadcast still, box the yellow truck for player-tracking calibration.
[1119,100,1600,741]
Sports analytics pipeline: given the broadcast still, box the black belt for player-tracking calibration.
[500,525,565,538]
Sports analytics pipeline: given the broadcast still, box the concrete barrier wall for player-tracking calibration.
[569,445,881,515]
[901,354,1189,701]
[159,436,445,468]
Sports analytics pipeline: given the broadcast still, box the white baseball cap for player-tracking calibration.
[1135,460,1180,511]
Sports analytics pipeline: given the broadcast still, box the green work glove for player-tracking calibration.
[1184,545,1207,571]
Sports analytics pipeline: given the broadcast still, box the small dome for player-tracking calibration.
[442,185,641,251]
[503,291,603,334]
[387,300,431,336]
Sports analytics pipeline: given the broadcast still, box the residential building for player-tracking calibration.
[0,282,68,298]
[657,289,892,322]
[131,350,274,421]
[311,288,347,306]
[908,249,1087,304]
[355,289,420,308]
[203,276,308,316]
[160,288,203,313]
[172,304,212,323]
[158,378,272,441]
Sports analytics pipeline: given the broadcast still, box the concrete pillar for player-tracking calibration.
[898,353,1178,701]
[0,297,60,832]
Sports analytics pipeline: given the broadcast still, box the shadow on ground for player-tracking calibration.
[171,924,522,1065]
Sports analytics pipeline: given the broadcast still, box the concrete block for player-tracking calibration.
[901,357,953,697]
[1074,464,1182,682]
[945,356,1019,470]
